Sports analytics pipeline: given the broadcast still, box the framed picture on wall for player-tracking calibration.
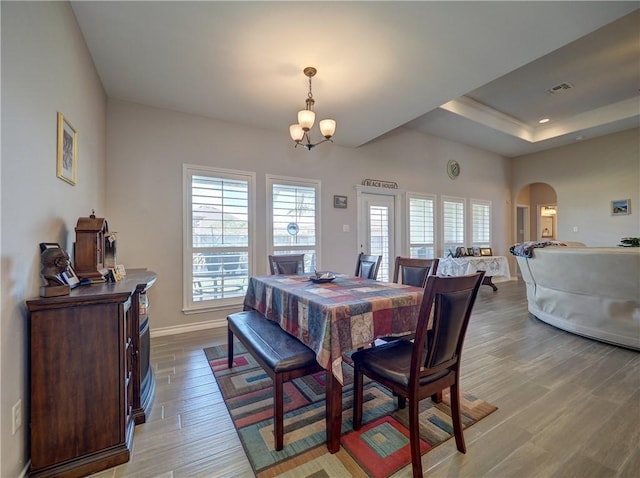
[541,216,553,237]
[333,195,347,209]
[611,199,631,216]
[56,112,77,185]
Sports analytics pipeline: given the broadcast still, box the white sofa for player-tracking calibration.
[515,245,640,350]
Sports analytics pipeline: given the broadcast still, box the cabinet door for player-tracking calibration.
[123,298,133,426]
[30,303,124,469]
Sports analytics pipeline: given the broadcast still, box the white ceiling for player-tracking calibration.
[70,1,640,158]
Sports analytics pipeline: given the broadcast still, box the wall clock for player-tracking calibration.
[447,159,461,179]
[287,222,299,235]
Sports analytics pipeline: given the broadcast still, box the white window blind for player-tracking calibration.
[471,200,491,247]
[408,195,435,259]
[442,197,465,255]
[369,205,390,281]
[268,176,320,273]
[183,165,254,310]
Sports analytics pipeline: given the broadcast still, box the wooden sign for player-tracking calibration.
[362,179,398,189]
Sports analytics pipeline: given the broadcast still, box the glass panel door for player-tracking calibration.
[359,194,395,282]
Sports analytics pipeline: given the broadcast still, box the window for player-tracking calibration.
[407,194,436,259]
[442,196,465,256]
[368,204,391,281]
[183,165,254,311]
[471,199,491,247]
[267,176,320,273]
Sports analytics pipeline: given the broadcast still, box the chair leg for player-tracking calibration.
[450,382,466,453]
[397,395,406,409]
[227,328,234,369]
[274,374,284,451]
[408,396,423,478]
[431,390,443,403]
[353,365,364,430]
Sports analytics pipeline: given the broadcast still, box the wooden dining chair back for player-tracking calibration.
[352,271,485,478]
[354,252,382,280]
[268,254,305,275]
[392,257,439,288]
[375,257,440,344]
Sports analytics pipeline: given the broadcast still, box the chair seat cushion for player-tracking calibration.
[228,311,318,372]
[351,339,447,386]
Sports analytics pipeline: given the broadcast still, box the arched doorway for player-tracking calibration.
[515,182,558,242]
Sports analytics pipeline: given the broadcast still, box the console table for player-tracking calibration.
[438,256,510,291]
[26,269,157,477]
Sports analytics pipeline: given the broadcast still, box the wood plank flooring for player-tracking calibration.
[92,280,639,477]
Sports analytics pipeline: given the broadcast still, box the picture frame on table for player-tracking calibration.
[39,242,62,252]
[480,247,493,256]
[467,247,475,256]
[611,199,630,216]
[56,112,77,186]
[60,264,81,289]
[473,247,481,257]
[333,195,348,209]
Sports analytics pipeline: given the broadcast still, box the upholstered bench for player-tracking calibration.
[227,310,324,450]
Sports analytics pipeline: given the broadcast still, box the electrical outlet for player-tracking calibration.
[12,399,22,435]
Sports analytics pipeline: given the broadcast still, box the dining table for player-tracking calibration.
[243,273,424,453]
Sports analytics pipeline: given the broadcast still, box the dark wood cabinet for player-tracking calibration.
[26,270,157,478]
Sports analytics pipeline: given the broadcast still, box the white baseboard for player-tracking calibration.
[150,318,225,337]
[18,461,30,478]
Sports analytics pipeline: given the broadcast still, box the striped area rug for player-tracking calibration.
[205,341,497,478]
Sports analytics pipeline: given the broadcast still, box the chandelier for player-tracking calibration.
[289,67,336,151]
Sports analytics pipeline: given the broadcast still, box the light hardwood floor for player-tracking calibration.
[92,280,640,478]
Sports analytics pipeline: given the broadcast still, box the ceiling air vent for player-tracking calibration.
[547,82,573,94]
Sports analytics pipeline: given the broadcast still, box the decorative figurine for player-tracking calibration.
[40,247,71,297]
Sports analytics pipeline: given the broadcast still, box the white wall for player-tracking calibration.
[0,2,106,475]
[106,100,512,332]
[512,129,640,246]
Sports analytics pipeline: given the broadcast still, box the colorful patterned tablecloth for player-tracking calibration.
[243,274,424,384]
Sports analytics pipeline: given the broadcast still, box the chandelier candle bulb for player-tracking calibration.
[298,109,315,130]
[319,119,336,138]
[289,124,304,142]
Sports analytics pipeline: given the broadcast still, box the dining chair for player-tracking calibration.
[376,257,441,344]
[351,271,485,478]
[392,256,439,288]
[354,252,382,279]
[268,254,305,275]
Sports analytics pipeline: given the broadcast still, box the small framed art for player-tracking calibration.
[541,216,553,237]
[57,112,77,185]
[61,264,81,289]
[611,199,630,216]
[333,195,347,209]
[480,247,493,256]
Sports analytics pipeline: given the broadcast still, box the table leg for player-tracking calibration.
[482,275,498,291]
[325,371,342,453]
